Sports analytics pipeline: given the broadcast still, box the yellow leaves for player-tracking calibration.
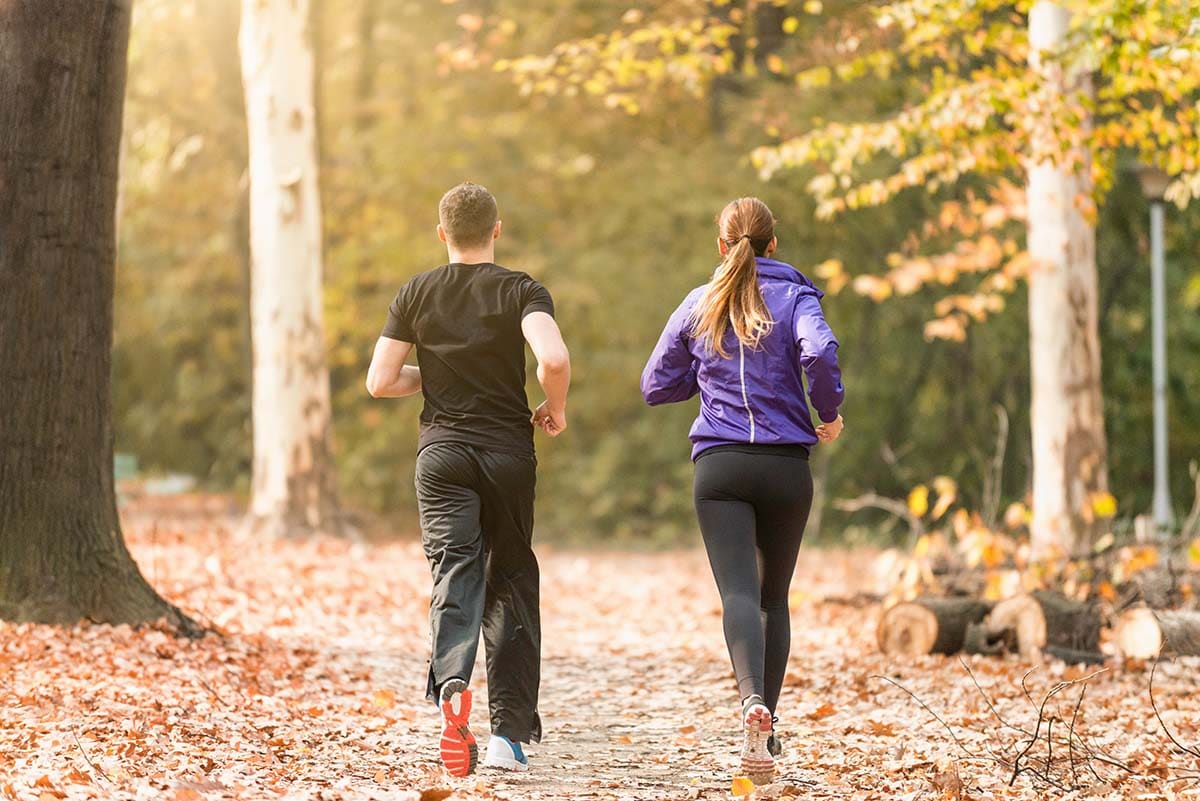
[907,485,929,517]
[621,8,643,25]
[765,53,785,74]
[813,259,847,294]
[1090,491,1117,519]
[1190,538,1200,568]
[923,315,967,342]
[930,476,957,520]
[455,13,483,33]
[802,0,823,14]
[1003,501,1032,532]
[851,274,892,302]
[782,16,800,34]
[371,688,396,709]
[731,776,755,796]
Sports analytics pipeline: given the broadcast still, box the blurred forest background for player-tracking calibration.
[114,0,1199,542]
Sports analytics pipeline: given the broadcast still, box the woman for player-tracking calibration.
[641,197,844,785]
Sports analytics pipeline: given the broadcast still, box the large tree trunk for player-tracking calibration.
[239,0,341,539]
[1025,2,1109,559]
[0,1,195,630]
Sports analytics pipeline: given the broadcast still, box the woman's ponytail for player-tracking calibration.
[690,199,776,358]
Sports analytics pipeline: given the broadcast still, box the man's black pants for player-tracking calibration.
[416,441,542,744]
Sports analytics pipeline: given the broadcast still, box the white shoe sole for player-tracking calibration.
[741,704,775,785]
[482,753,529,772]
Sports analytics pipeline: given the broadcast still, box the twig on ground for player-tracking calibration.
[70,726,112,784]
[1149,659,1200,761]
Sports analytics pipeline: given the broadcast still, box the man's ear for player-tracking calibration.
[437,224,448,244]
[493,220,503,240]
[717,236,728,256]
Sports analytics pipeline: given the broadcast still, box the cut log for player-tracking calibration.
[1114,608,1200,659]
[877,598,993,657]
[985,591,1101,662]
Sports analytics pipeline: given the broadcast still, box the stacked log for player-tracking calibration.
[982,591,1102,663]
[1113,608,1200,659]
[877,598,993,657]
[878,591,1103,662]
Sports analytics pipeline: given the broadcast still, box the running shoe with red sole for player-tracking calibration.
[439,679,478,777]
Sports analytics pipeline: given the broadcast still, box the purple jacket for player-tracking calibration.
[641,258,844,460]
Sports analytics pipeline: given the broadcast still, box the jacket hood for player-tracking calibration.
[754,258,824,300]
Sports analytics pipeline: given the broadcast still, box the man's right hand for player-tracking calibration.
[532,401,567,437]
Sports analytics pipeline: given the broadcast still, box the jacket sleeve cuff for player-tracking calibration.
[817,408,840,424]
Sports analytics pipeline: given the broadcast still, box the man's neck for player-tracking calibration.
[446,245,495,265]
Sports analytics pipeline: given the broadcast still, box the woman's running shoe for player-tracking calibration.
[438,679,478,777]
[767,715,783,757]
[483,734,530,772]
[740,696,775,785]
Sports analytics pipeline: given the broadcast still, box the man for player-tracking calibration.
[366,182,570,776]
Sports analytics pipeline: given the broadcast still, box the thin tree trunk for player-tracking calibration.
[239,0,342,538]
[0,1,196,630]
[1025,2,1108,558]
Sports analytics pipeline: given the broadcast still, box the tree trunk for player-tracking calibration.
[239,0,342,538]
[1114,607,1200,659]
[1025,2,1109,559]
[877,598,994,657]
[0,1,196,630]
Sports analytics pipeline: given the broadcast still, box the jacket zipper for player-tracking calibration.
[738,340,756,443]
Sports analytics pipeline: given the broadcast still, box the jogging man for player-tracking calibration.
[367,182,570,776]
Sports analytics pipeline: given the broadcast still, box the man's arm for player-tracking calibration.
[365,337,422,398]
[521,311,570,437]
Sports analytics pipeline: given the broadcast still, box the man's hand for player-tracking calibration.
[816,414,844,443]
[532,401,567,437]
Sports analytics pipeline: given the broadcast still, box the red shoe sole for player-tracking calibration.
[440,686,478,777]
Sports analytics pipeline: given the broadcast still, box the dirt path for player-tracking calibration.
[1,511,1193,800]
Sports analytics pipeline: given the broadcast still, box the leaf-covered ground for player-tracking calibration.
[2,498,1197,800]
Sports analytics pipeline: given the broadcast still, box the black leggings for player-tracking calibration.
[694,446,813,713]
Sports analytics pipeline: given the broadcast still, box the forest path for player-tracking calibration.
[2,504,1190,801]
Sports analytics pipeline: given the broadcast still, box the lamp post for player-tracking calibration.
[1132,164,1173,540]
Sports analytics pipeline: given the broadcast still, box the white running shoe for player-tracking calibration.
[482,734,530,772]
[740,697,775,786]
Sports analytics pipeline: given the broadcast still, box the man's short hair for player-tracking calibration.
[439,182,499,249]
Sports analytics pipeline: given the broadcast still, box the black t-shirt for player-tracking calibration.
[380,262,555,455]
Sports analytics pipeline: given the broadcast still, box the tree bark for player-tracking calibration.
[0,1,196,630]
[1025,2,1109,559]
[239,0,342,539]
[877,598,994,657]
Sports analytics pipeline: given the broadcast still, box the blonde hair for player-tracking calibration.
[690,197,776,358]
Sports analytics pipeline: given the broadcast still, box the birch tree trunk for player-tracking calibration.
[1025,2,1109,558]
[0,0,195,630]
[239,0,341,538]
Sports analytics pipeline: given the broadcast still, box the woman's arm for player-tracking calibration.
[641,295,700,406]
[794,294,844,423]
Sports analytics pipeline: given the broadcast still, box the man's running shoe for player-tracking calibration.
[482,734,529,772]
[438,679,477,777]
[741,697,775,785]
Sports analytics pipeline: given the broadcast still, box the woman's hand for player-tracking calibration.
[816,414,843,443]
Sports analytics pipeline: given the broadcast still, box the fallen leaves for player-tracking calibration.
[0,497,1194,800]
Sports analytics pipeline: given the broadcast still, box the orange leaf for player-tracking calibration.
[731,776,755,796]
[808,702,837,720]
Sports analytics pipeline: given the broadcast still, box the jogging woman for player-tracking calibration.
[640,197,844,785]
